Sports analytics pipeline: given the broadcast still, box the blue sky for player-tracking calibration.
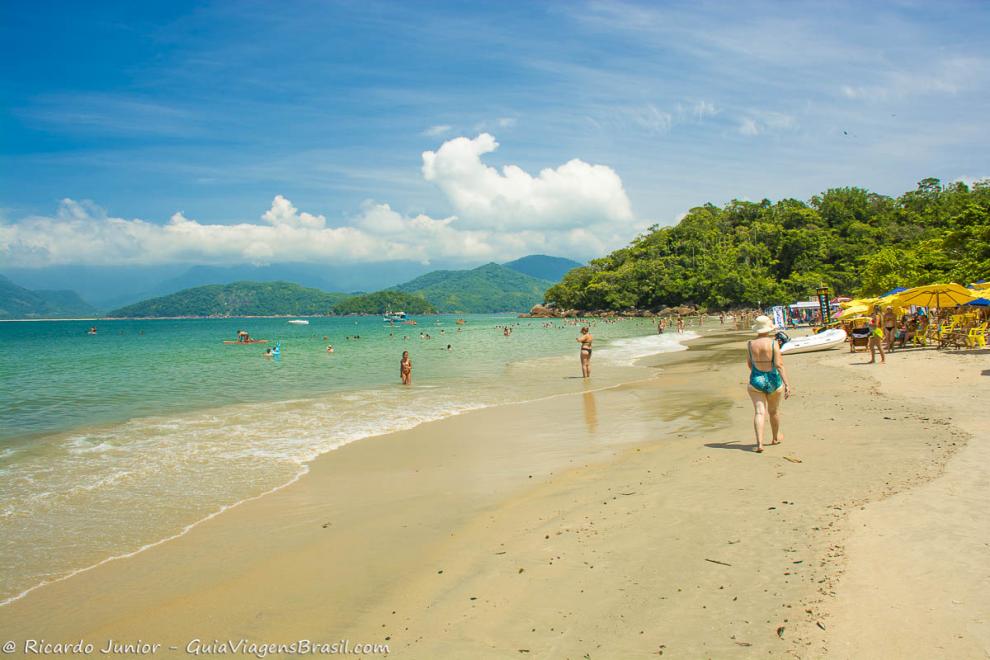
[2,0,988,267]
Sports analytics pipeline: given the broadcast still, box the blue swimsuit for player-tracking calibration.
[748,340,783,394]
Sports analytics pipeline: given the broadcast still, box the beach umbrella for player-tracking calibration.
[965,297,990,307]
[840,297,877,309]
[880,286,907,298]
[891,283,978,309]
[837,304,870,317]
[970,281,990,291]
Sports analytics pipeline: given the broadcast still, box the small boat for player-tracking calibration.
[384,310,408,323]
[288,319,309,325]
[779,328,847,355]
[224,339,269,344]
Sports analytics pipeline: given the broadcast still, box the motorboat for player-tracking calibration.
[288,319,309,325]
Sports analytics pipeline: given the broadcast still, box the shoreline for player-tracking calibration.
[0,328,696,611]
[2,333,986,657]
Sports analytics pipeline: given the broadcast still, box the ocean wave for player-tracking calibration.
[598,331,700,366]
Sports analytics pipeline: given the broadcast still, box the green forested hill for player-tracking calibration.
[394,263,553,312]
[110,281,348,317]
[546,178,990,311]
[332,291,435,315]
[502,255,582,282]
[0,275,99,319]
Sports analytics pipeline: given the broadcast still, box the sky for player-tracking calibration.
[1,0,989,269]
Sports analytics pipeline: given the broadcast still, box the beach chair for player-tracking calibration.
[966,322,988,348]
[935,320,958,349]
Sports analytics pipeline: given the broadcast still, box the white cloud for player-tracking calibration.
[261,194,326,229]
[1,135,639,267]
[737,111,794,136]
[631,104,673,134]
[421,133,634,231]
[496,117,517,128]
[693,100,717,119]
[738,118,761,136]
[422,124,452,137]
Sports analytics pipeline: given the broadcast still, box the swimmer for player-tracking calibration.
[326,344,334,353]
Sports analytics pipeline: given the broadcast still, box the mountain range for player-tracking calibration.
[109,260,564,317]
[1,254,582,314]
[0,275,100,319]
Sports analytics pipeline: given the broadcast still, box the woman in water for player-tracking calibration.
[576,326,593,378]
[746,315,791,453]
[400,351,412,385]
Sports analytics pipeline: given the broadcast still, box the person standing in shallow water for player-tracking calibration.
[400,351,412,385]
[746,315,791,453]
[577,326,593,378]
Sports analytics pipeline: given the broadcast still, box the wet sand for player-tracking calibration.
[2,331,987,658]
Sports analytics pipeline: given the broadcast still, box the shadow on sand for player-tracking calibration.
[705,440,758,453]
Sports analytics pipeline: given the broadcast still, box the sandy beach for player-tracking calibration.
[2,330,987,659]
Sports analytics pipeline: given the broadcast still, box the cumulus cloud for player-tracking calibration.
[261,194,326,229]
[1,198,410,267]
[421,133,633,231]
[1,135,640,267]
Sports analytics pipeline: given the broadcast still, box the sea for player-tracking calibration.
[0,314,698,606]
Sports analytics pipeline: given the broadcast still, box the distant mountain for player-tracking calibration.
[3,261,441,309]
[109,281,349,318]
[393,263,552,313]
[0,275,99,319]
[333,291,435,315]
[2,265,187,309]
[502,255,583,282]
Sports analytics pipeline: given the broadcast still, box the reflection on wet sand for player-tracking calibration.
[582,388,598,433]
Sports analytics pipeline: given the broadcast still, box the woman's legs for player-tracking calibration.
[767,389,784,444]
[580,352,590,378]
[748,388,768,452]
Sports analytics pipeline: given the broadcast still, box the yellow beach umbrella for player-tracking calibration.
[840,297,877,309]
[891,283,978,309]
[838,303,870,317]
[971,281,990,291]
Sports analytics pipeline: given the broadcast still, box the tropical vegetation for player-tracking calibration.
[332,290,435,315]
[394,262,553,313]
[110,281,349,317]
[545,178,989,311]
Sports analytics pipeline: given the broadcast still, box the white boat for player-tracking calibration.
[779,328,847,355]
[288,319,309,325]
[383,311,408,323]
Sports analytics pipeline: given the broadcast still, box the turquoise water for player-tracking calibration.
[0,314,697,606]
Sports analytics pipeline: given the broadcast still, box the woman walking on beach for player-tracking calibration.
[746,316,791,453]
[577,326,593,378]
[400,351,412,385]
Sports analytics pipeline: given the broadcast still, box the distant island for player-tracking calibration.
[106,261,558,317]
[0,275,99,319]
[1,253,581,319]
[109,281,350,318]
